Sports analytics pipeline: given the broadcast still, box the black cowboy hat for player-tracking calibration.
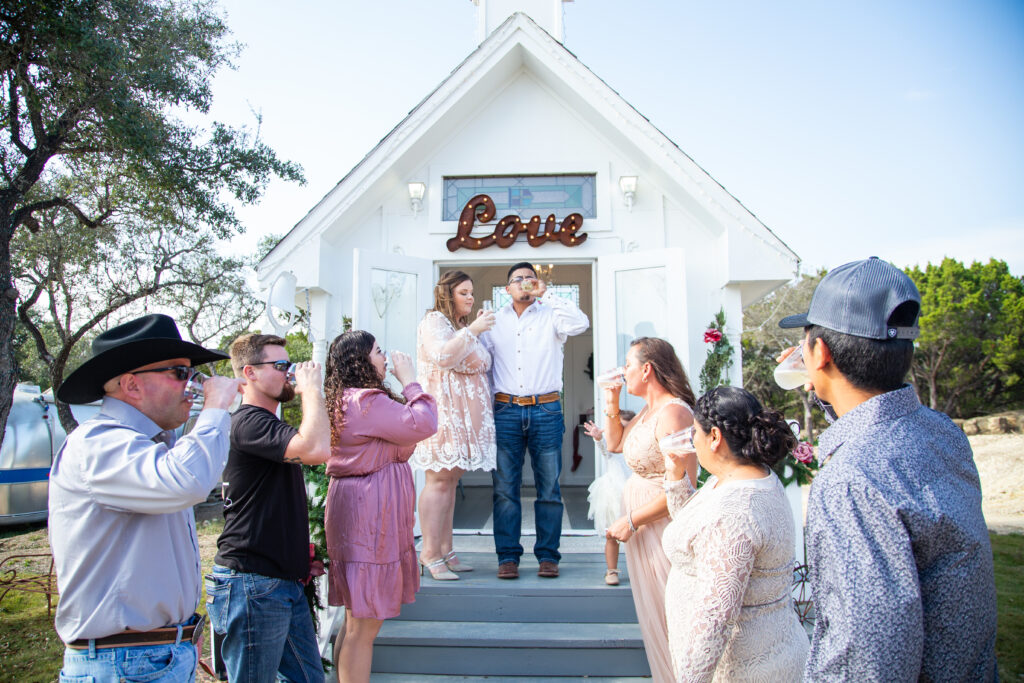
[57,314,229,404]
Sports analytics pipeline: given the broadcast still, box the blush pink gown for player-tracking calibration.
[622,398,694,683]
[325,383,438,619]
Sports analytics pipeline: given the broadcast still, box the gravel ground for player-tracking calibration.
[972,434,1024,533]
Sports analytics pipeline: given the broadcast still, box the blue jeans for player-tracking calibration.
[492,399,565,565]
[205,565,322,683]
[59,620,198,682]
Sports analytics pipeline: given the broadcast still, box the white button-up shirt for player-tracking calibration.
[48,396,230,642]
[480,292,589,396]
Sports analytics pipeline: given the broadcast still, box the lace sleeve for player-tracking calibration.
[675,510,757,682]
[664,476,695,518]
[418,312,478,369]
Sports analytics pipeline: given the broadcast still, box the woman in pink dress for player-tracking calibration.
[602,337,698,683]
[412,270,497,580]
[324,330,438,683]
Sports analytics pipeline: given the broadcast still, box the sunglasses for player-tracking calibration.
[132,365,198,382]
[507,276,537,286]
[250,360,291,373]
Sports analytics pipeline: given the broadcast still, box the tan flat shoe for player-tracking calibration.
[605,569,620,586]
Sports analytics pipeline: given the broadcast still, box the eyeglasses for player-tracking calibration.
[507,276,537,286]
[132,365,197,382]
[249,360,291,373]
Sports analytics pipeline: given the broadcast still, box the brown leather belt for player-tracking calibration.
[495,392,560,406]
[67,614,204,650]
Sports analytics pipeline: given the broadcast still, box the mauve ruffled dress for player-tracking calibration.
[325,383,438,619]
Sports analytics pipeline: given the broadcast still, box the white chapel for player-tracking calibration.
[257,0,799,488]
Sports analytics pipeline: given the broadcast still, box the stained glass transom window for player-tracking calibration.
[491,284,579,310]
[443,175,596,221]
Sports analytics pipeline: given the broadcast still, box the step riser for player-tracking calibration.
[373,645,651,677]
[400,593,638,623]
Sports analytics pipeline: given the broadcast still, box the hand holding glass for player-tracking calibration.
[774,346,811,390]
[183,372,209,400]
[659,427,696,456]
[596,367,625,388]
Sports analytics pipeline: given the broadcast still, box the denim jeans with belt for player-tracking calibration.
[59,618,199,682]
[205,565,322,683]
[492,399,565,565]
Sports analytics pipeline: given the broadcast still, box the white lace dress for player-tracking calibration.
[411,311,497,472]
[662,471,808,682]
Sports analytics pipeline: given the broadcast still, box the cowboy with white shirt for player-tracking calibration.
[479,262,589,579]
[49,314,243,682]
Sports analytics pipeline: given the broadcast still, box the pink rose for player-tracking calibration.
[792,441,815,464]
[704,328,723,344]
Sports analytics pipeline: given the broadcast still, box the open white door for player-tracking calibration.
[352,249,434,537]
[594,249,688,469]
[352,249,434,360]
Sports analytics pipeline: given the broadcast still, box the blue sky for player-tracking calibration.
[207,0,1024,276]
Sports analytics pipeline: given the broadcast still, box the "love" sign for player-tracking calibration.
[446,194,588,252]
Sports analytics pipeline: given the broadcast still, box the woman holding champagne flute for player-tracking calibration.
[412,270,497,579]
[602,337,698,683]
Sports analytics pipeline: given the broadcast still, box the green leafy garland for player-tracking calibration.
[698,308,734,393]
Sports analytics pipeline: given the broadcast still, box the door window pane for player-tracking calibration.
[369,268,419,360]
[614,267,667,414]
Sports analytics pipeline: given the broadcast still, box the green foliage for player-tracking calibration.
[698,308,734,394]
[742,271,826,441]
[0,0,304,436]
[281,331,312,428]
[12,184,262,430]
[907,258,1024,418]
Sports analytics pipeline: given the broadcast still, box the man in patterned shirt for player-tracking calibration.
[779,257,998,681]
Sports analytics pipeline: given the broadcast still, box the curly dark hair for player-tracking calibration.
[629,337,697,407]
[693,386,796,468]
[323,330,403,445]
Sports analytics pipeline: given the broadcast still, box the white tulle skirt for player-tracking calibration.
[587,453,631,530]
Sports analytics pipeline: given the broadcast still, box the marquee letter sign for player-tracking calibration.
[446,194,588,252]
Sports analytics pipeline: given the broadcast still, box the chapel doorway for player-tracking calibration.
[437,262,596,535]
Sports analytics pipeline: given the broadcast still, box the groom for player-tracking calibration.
[480,262,589,579]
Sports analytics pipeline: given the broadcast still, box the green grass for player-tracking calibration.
[994,532,1024,681]
[0,589,64,683]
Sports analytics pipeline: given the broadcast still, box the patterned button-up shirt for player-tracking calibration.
[804,384,998,682]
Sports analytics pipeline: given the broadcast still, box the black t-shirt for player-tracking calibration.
[213,404,308,580]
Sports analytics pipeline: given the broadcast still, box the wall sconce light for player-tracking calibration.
[619,176,638,212]
[408,182,426,217]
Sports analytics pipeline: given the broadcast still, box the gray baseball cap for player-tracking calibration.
[779,257,921,340]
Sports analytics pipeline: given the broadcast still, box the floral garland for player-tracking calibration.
[698,308,734,393]
[772,438,819,487]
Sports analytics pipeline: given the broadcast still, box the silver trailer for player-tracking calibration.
[0,385,100,526]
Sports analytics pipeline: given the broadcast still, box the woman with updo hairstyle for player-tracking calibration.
[323,330,438,683]
[411,270,496,580]
[661,386,809,682]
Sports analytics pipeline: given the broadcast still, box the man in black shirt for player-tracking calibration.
[206,333,330,683]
